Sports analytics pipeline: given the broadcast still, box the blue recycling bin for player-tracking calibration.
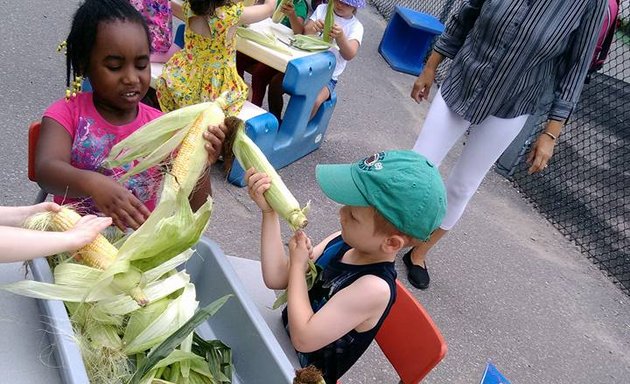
[379,6,445,76]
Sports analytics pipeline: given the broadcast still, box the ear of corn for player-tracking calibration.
[290,34,332,51]
[271,0,289,23]
[323,0,335,43]
[236,26,293,56]
[48,207,118,270]
[226,117,309,231]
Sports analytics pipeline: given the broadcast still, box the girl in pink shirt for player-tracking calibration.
[37,0,227,231]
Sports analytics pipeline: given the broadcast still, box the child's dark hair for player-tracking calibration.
[189,0,232,17]
[65,0,150,86]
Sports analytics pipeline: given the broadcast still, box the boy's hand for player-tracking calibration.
[289,230,313,271]
[245,167,273,213]
[65,215,112,250]
[90,175,150,230]
[203,122,229,164]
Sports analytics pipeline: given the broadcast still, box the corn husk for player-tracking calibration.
[236,26,293,56]
[323,0,335,43]
[223,117,309,231]
[290,34,332,51]
[271,0,289,23]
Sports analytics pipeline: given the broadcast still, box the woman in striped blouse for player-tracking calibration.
[404,0,607,289]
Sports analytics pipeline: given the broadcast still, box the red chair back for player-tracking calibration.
[375,280,447,383]
[28,121,41,182]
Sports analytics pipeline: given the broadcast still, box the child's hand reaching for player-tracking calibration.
[288,230,314,271]
[280,1,296,17]
[25,202,61,220]
[245,167,273,213]
[90,174,151,230]
[203,122,229,164]
[65,214,113,251]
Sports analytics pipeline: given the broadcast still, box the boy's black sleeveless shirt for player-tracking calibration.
[282,235,397,383]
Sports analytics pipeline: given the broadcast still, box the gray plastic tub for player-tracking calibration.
[29,236,295,384]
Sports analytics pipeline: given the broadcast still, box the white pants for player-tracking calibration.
[413,89,528,230]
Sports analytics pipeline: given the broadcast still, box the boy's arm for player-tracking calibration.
[259,210,291,289]
[286,232,390,353]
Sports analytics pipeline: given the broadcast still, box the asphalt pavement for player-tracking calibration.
[0,1,629,383]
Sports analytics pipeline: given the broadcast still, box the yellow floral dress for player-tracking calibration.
[156,1,247,115]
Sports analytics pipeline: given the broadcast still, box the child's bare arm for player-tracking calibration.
[246,168,291,289]
[280,2,305,34]
[0,203,60,227]
[287,232,390,352]
[0,214,112,262]
[329,24,359,60]
[239,0,275,25]
[188,122,230,209]
[36,117,151,230]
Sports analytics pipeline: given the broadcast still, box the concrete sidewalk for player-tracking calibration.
[0,1,628,383]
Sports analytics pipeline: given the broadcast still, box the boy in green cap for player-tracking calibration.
[245,150,446,383]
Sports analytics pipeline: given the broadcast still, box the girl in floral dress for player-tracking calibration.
[156,0,275,115]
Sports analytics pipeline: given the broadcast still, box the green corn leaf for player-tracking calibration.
[129,294,232,384]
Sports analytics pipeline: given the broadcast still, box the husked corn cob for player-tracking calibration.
[165,100,226,196]
[50,207,117,270]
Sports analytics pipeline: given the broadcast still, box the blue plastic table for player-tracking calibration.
[379,6,445,76]
[229,19,336,186]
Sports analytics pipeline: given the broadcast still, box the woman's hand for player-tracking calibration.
[203,122,229,164]
[89,174,150,230]
[527,134,556,174]
[245,167,273,213]
[288,230,313,271]
[411,67,436,103]
[527,120,562,174]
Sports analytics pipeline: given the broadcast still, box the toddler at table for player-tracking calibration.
[267,0,364,122]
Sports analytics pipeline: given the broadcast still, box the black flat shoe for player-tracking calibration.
[402,248,430,290]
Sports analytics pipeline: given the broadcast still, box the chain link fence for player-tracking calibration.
[369,0,630,294]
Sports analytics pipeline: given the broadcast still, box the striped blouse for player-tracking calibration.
[434,0,607,125]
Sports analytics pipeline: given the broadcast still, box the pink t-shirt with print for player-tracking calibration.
[43,92,163,215]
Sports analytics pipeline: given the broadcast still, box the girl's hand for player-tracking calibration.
[280,1,295,17]
[312,19,325,34]
[245,167,273,213]
[203,122,229,164]
[90,175,151,230]
[329,23,344,41]
[411,68,436,103]
[65,215,113,250]
[289,230,313,271]
[527,133,556,174]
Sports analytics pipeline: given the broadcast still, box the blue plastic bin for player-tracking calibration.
[29,237,296,384]
[379,6,445,76]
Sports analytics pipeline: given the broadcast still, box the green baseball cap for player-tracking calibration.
[315,150,447,241]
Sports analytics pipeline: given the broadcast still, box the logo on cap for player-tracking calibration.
[358,152,385,171]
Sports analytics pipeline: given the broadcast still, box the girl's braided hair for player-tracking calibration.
[189,0,232,17]
[65,0,151,86]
